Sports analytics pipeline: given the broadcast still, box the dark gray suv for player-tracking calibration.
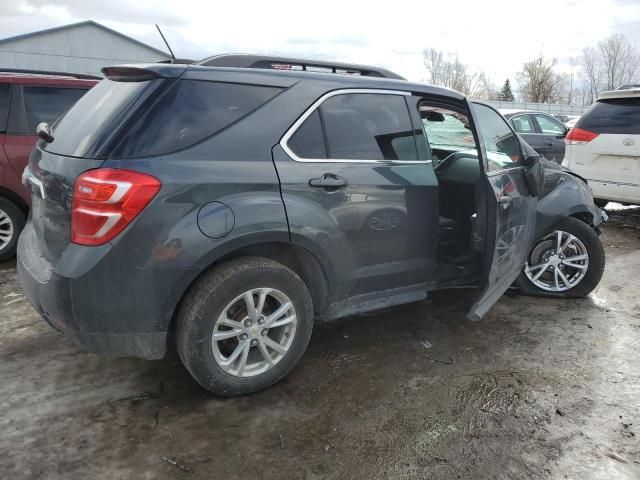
[17,56,606,396]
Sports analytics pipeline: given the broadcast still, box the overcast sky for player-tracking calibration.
[1,0,640,85]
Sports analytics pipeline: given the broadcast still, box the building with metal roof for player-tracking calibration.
[0,21,171,77]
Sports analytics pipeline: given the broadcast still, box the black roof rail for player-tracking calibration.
[157,58,195,65]
[197,54,406,80]
[0,68,101,80]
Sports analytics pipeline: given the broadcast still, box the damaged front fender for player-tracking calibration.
[536,160,603,234]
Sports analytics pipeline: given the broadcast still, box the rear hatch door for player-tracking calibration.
[24,148,103,262]
[23,67,182,263]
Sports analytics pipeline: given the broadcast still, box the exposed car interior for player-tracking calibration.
[419,103,483,279]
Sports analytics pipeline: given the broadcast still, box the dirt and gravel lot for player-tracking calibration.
[1,207,639,480]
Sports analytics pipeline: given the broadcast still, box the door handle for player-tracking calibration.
[309,173,347,189]
[545,141,554,146]
[498,194,512,209]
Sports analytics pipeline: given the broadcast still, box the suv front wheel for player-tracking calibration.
[516,217,605,297]
[176,257,314,396]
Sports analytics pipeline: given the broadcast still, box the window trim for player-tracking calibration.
[281,88,431,164]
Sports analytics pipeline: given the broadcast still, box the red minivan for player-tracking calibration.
[0,69,98,260]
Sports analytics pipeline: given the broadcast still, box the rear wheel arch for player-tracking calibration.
[214,242,331,315]
[167,241,331,341]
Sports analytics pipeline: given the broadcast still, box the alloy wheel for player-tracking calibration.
[211,288,297,377]
[524,230,589,292]
[0,208,14,251]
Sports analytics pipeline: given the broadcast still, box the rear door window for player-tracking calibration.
[109,80,282,158]
[510,115,536,134]
[286,92,419,161]
[0,83,9,133]
[577,98,640,134]
[320,93,417,161]
[8,86,88,135]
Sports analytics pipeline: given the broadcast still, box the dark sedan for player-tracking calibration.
[500,109,569,163]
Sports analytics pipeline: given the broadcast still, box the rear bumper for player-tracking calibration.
[17,222,199,359]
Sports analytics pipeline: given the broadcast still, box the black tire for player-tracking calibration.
[0,198,26,262]
[515,217,605,298]
[594,198,608,208]
[176,257,314,396]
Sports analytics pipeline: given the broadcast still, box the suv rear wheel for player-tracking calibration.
[176,257,314,396]
[0,198,25,262]
[516,217,605,297]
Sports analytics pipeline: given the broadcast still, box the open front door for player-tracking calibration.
[467,102,538,321]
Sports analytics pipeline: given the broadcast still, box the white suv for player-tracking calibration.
[562,88,640,206]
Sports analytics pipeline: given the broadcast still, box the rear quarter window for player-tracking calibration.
[45,79,150,157]
[109,80,282,158]
[578,98,640,134]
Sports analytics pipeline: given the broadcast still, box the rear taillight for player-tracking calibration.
[565,127,599,145]
[71,168,161,246]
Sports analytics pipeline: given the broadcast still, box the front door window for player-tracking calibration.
[472,104,523,171]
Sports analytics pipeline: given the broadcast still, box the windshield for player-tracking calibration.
[422,110,476,151]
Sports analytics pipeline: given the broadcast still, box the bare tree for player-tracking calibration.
[475,73,499,101]
[424,48,446,86]
[517,55,566,103]
[598,34,639,90]
[581,46,601,104]
[423,48,497,100]
[580,34,639,102]
[566,57,576,104]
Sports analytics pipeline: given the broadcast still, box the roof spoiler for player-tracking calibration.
[0,68,101,80]
[197,54,406,80]
[101,64,187,81]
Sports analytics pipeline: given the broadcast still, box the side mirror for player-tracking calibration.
[521,141,544,196]
[36,122,54,143]
[525,156,545,197]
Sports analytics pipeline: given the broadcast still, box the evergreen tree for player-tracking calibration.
[499,79,515,102]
